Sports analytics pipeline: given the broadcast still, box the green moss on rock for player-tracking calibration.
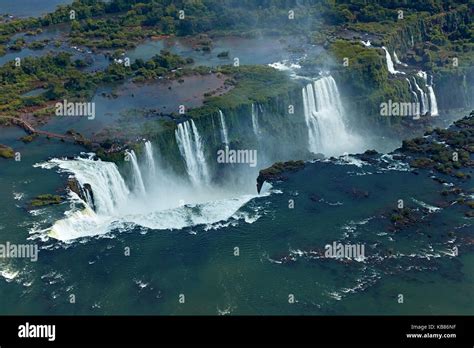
[0,144,14,159]
[30,194,63,207]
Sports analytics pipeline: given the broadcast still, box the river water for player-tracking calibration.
[0,22,472,315]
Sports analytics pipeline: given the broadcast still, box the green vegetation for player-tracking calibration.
[0,0,471,144]
[189,65,299,119]
[0,52,94,115]
[0,144,14,159]
[389,207,420,230]
[329,40,388,94]
[217,51,229,58]
[256,160,305,193]
[0,47,196,119]
[402,112,473,179]
[20,134,37,143]
[30,194,63,207]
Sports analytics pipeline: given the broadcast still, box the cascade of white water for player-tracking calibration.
[38,144,260,241]
[46,157,130,215]
[412,77,429,114]
[417,70,428,81]
[127,150,146,196]
[417,71,439,116]
[144,141,156,183]
[218,109,229,145]
[175,120,210,186]
[393,51,408,67]
[251,103,260,137]
[405,78,419,114]
[427,85,439,116]
[302,82,321,152]
[382,47,404,75]
[301,75,361,156]
[382,46,403,74]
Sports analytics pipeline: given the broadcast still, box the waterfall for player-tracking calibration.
[302,82,321,152]
[251,103,260,137]
[393,51,408,67]
[412,77,429,114]
[417,71,439,116]
[127,150,146,196]
[38,143,258,241]
[301,75,361,156]
[417,70,428,81]
[175,120,210,186]
[427,85,439,116]
[218,109,229,145]
[47,157,129,215]
[406,78,418,103]
[144,141,156,182]
[406,78,419,116]
[382,47,404,75]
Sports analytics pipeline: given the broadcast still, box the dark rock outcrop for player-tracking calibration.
[256,160,305,194]
[67,178,96,210]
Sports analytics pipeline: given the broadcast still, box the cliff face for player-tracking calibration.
[435,69,474,110]
[256,160,305,194]
[331,7,472,130]
[384,9,473,111]
[129,81,309,180]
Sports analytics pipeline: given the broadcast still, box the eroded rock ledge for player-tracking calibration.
[256,160,305,194]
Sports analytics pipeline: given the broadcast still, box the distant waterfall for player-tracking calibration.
[393,51,408,67]
[302,75,360,156]
[144,141,156,182]
[175,120,210,186]
[417,71,439,116]
[427,85,439,116]
[127,150,146,196]
[218,109,229,145]
[412,77,429,114]
[406,78,420,116]
[406,78,419,103]
[382,47,404,75]
[251,103,260,137]
[417,70,428,81]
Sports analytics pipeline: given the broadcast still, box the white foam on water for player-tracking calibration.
[33,153,269,241]
[379,154,410,171]
[268,60,302,79]
[0,267,19,282]
[333,155,367,168]
[411,198,441,213]
[13,192,24,201]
